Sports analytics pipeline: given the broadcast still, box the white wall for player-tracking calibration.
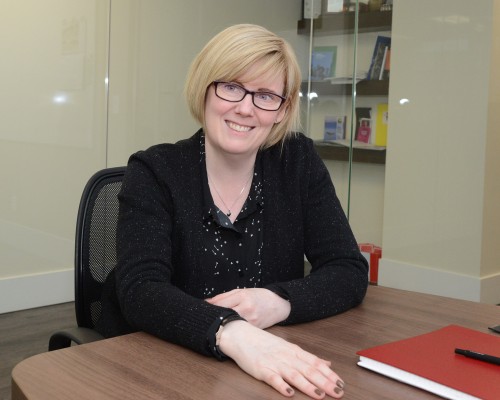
[379,0,500,303]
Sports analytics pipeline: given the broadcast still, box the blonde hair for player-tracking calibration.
[184,24,301,149]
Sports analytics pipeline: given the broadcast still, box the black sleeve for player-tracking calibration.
[113,151,240,356]
[266,138,369,324]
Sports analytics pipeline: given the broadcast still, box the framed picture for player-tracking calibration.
[323,0,345,14]
[311,46,337,80]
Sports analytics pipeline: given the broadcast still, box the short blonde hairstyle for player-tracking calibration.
[184,24,302,149]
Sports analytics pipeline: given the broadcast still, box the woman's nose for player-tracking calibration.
[234,93,255,115]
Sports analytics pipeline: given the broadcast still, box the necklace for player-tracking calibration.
[208,169,254,217]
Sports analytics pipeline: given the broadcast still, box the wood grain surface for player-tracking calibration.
[12,286,499,400]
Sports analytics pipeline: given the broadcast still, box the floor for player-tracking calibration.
[0,302,75,400]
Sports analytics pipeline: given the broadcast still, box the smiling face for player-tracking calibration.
[203,63,286,159]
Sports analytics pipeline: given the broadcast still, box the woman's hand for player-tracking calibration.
[206,288,291,329]
[219,320,345,399]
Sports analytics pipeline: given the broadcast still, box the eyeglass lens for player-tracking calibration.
[214,82,284,111]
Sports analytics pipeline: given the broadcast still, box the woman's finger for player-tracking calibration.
[295,352,344,398]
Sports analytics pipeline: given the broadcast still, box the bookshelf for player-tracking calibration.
[301,79,389,97]
[298,9,392,165]
[314,142,386,165]
[297,10,392,36]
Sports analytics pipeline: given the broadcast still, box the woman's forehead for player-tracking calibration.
[231,62,285,91]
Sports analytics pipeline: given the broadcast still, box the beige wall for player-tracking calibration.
[0,0,109,276]
[379,0,500,303]
[482,0,500,281]
[0,0,110,312]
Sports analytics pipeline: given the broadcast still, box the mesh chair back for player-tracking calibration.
[75,167,126,329]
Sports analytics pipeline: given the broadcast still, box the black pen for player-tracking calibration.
[455,348,500,366]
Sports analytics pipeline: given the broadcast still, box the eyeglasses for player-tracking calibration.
[213,81,286,111]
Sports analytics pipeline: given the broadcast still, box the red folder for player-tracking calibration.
[357,325,500,400]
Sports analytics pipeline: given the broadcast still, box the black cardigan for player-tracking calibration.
[96,130,368,357]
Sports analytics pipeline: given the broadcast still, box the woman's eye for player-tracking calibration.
[256,93,274,102]
[224,83,241,92]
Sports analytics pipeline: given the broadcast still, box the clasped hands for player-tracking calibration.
[206,288,345,399]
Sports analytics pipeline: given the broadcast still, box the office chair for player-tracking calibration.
[48,166,126,351]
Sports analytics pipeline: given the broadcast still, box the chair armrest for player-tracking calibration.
[48,327,105,351]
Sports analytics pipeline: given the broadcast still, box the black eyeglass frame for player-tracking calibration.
[212,81,286,111]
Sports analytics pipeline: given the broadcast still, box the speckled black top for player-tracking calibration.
[200,138,265,297]
[96,129,369,357]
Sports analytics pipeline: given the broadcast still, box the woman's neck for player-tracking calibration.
[205,144,257,222]
[205,144,257,182]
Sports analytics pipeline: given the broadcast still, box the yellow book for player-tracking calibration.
[374,103,388,147]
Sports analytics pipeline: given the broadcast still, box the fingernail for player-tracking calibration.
[336,380,345,389]
[286,387,294,395]
[315,388,324,396]
[334,387,343,394]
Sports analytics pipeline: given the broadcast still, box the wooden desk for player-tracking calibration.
[12,286,499,400]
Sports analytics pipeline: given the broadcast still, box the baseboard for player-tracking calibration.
[378,258,500,305]
[0,269,74,314]
[481,272,500,304]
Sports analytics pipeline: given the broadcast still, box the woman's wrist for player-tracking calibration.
[208,314,246,360]
[218,319,248,359]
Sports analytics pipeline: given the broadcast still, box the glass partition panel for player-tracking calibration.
[300,0,390,247]
[0,0,109,286]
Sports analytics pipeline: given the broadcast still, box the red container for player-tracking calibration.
[359,243,382,284]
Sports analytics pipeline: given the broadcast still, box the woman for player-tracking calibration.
[97,24,368,399]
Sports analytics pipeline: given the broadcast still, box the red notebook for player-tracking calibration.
[357,325,500,400]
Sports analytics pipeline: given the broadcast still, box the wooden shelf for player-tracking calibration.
[302,79,389,96]
[298,10,392,36]
[314,142,386,165]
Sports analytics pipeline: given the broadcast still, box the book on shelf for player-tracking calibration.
[323,115,347,141]
[381,46,391,80]
[356,118,371,143]
[311,46,337,81]
[373,103,388,147]
[325,0,344,13]
[378,46,388,80]
[354,107,372,142]
[357,325,500,400]
[367,36,391,80]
